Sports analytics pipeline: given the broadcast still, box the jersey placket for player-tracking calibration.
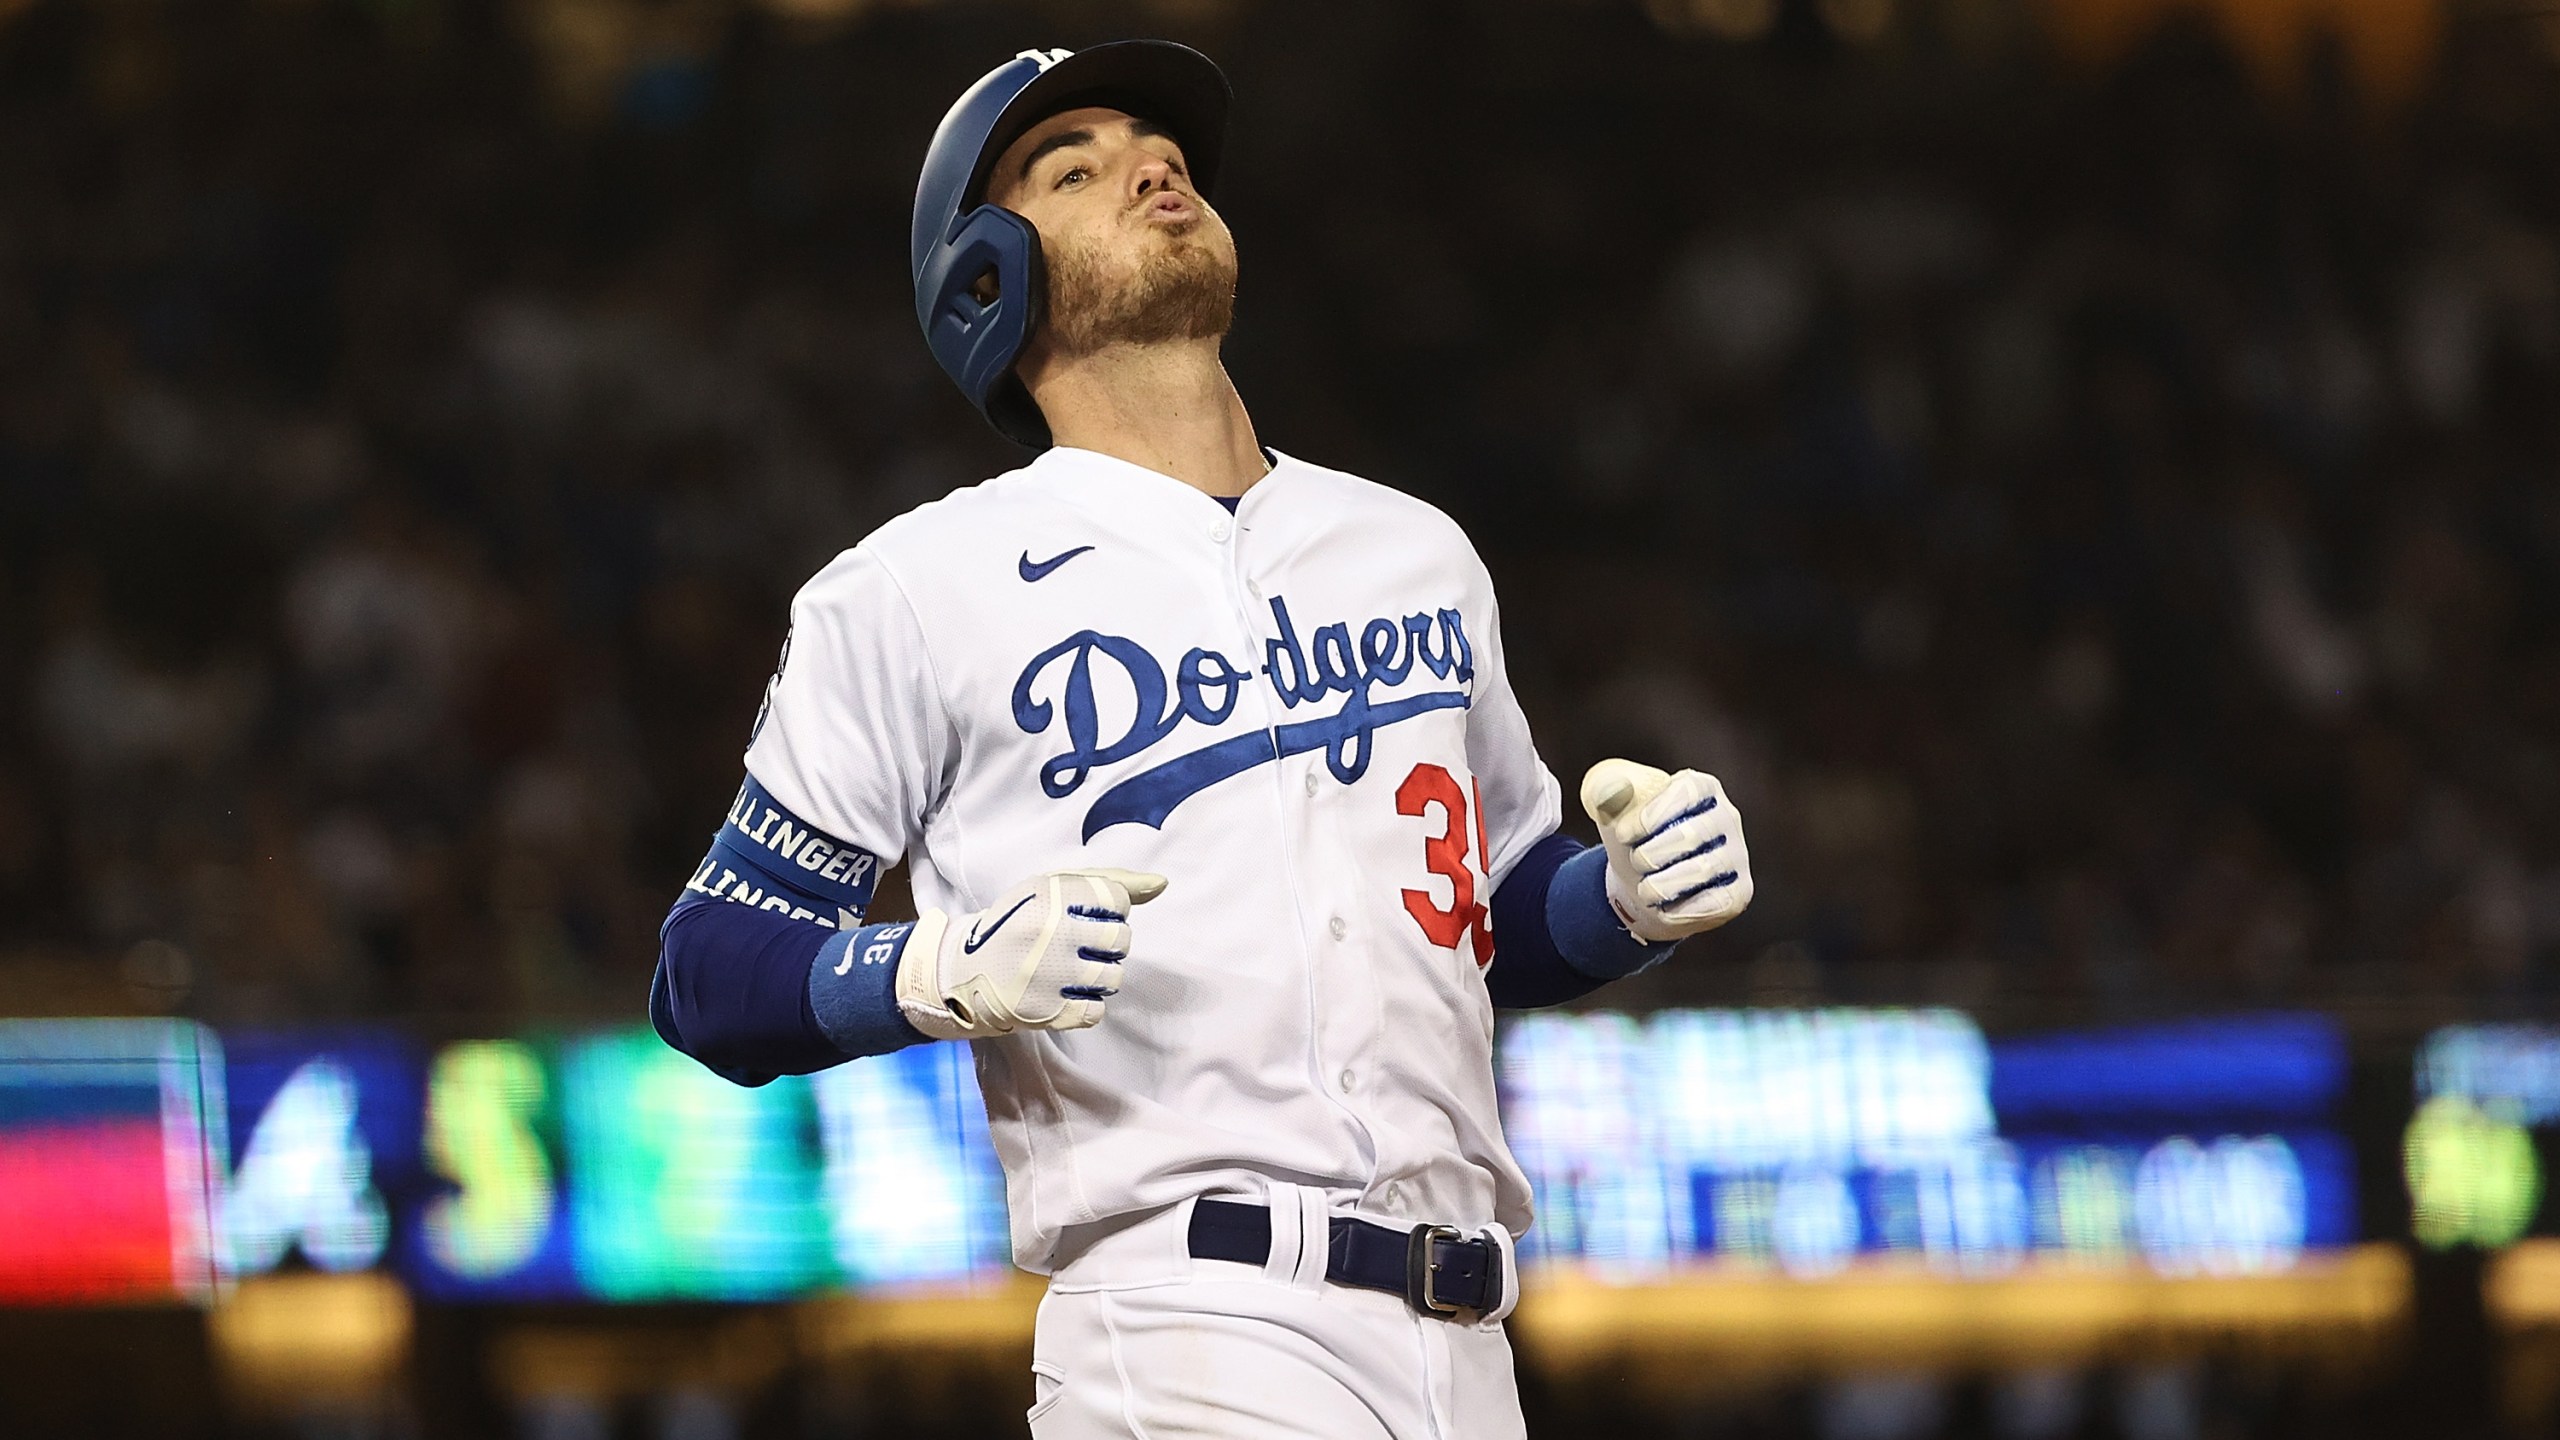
[1224,488,1384,1194]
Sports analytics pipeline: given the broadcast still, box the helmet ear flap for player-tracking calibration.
[916,203,1051,448]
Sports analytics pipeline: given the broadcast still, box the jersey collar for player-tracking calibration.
[1032,444,1300,526]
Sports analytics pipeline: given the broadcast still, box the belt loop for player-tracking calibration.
[1291,1185,1331,1293]
[1471,1224,1521,1326]
[1258,1184,1306,1287]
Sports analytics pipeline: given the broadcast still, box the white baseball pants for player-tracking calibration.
[1024,1187,1528,1440]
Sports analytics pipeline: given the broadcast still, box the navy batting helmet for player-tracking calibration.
[911,42,1231,449]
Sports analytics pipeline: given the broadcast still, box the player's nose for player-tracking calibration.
[1129,151,1175,198]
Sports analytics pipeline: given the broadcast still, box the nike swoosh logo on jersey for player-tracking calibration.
[963,894,1036,953]
[1018,546,1095,582]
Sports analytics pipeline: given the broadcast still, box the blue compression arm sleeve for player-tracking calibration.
[652,904,927,1084]
[649,775,927,1085]
[652,901,840,1085]
[1484,834,1677,1009]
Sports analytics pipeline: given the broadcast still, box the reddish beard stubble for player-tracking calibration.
[1040,216,1238,355]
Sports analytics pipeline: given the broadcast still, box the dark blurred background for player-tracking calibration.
[0,0,2553,1434]
[6,0,2554,1036]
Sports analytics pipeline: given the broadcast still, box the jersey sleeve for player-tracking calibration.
[1465,575,1564,890]
[743,543,955,866]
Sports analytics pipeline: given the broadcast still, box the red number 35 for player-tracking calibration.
[1396,763,1495,967]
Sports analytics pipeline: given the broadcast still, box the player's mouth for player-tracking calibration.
[1140,192,1197,225]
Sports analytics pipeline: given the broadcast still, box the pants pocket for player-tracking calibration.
[1026,1359,1068,1426]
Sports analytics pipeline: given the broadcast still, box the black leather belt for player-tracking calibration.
[1186,1198,1504,1319]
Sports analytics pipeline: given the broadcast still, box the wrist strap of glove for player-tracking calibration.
[892,910,974,1041]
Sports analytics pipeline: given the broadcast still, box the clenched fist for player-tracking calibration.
[1579,760,1754,944]
[892,868,1166,1040]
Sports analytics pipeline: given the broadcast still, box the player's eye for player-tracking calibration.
[1056,165,1089,189]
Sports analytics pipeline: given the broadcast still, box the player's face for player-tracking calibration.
[987,106,1238,355]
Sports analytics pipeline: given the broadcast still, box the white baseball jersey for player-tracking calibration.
[745,445,1562,1271]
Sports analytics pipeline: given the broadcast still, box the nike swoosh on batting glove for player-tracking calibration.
[1580,759,1754,945]
[893,868,1168,1041]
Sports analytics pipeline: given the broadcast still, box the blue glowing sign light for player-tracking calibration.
[1989,1015,2347,1126]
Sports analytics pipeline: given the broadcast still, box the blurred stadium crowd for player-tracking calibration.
[0,0,2555,1034]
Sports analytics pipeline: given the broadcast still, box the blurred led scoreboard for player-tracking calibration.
[0,1019,1008,1305]
[0,1008,2361,1304]
[407,1030,1010,1300]
[1500,1009,2354,1276]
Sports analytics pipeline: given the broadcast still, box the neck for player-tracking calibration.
[1020,337,1266,497]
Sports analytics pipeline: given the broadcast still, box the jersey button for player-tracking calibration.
[1328,916,1347,940]
[1302,772,1319,797]
[1339,1070,1357,1092]
[1208,516,1232,542]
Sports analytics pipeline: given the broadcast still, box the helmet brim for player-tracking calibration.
[959,40,1232,211]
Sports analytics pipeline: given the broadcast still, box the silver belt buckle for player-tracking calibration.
[1405,1223,1466,1317]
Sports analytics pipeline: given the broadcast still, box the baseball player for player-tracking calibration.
[650,41,1754,1438]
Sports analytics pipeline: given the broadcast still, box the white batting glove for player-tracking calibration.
[1580,759,1754,944]
[894,868,1166,1041]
